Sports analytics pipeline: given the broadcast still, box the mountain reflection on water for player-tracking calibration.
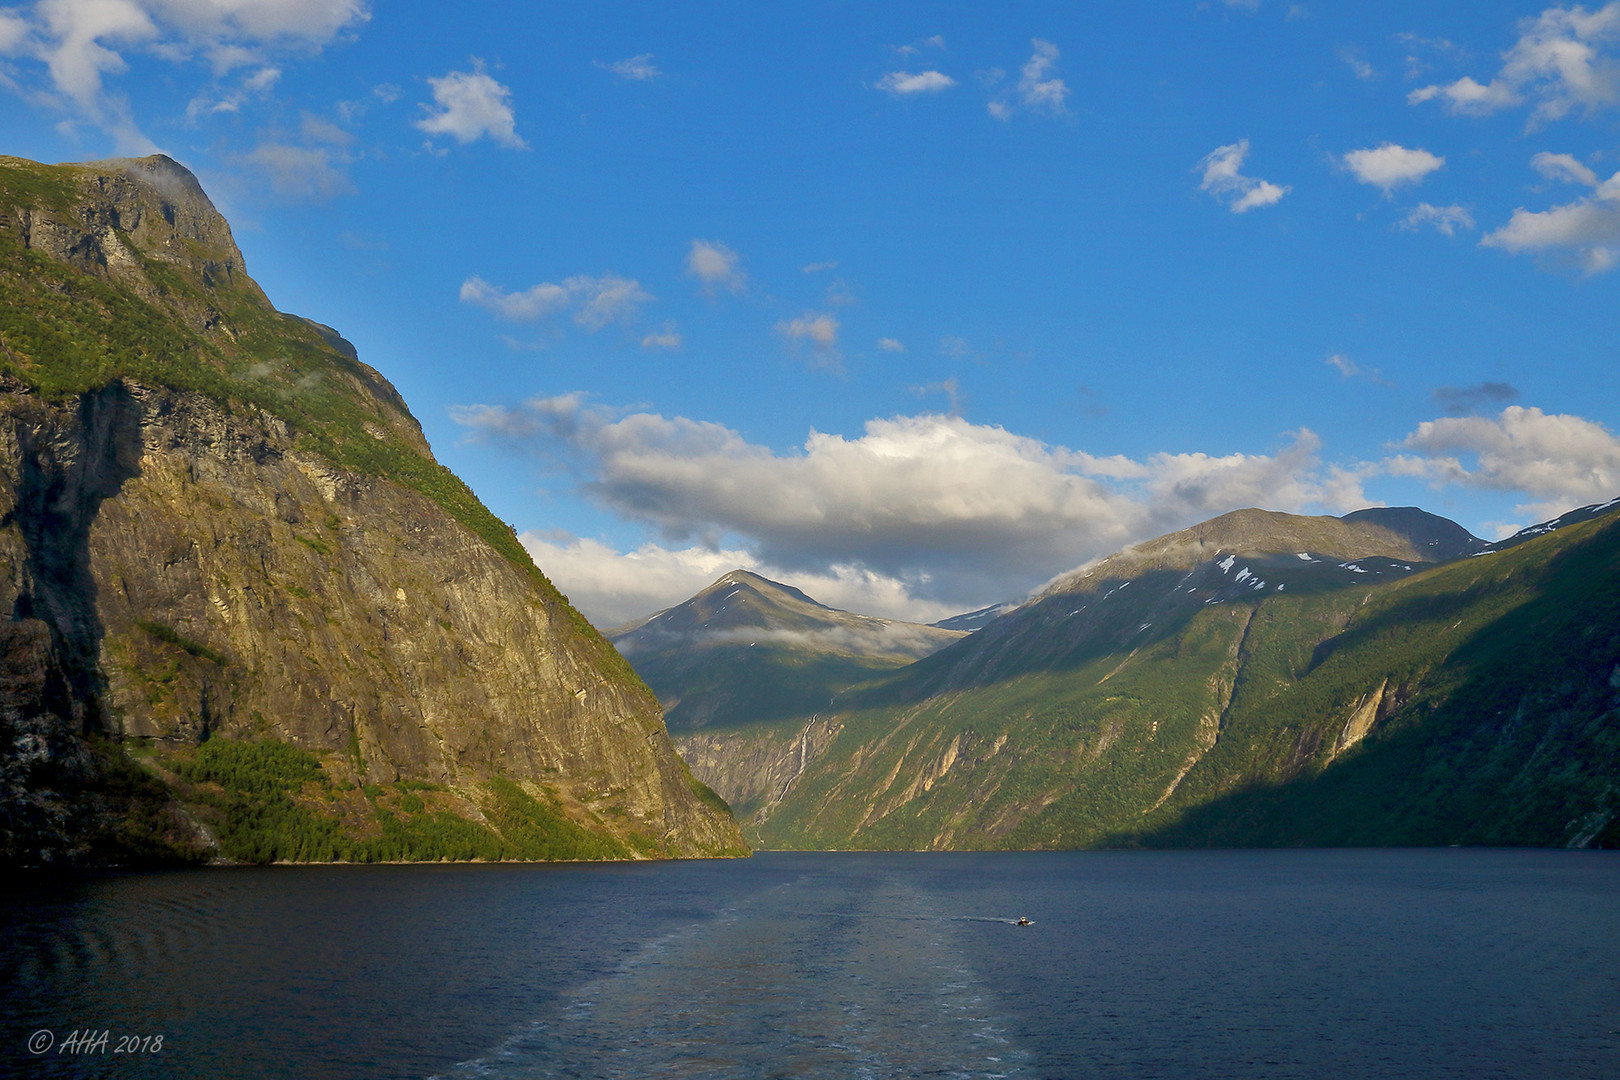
[3,850,1617,1080]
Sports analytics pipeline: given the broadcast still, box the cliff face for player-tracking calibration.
[0,154,745,863]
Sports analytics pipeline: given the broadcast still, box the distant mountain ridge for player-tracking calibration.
[646,501,1620,850]
[611,569,964,732]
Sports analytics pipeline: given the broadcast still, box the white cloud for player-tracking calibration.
[1324,353,1392,385]
[1386,405,1620,522]
[989,38,1069,118]
[685,240,745,294]
[454,399,1370,609]
[1409,3,1620,122]
[597,53,659,81]
[234,141,353,200]
[0,11,30,54]
[460,277,569,322]
[1196,139,1290,213]
[801,260,838,274]
[1016,38,1068,112]
[1341,142,1444,193]
[572,274,654,330]
[1531,150,1600,186]
[519,535,963,627]
[185,63,279,120]
[876,69,955,95]
[777,311,839,349]
[1481,168,1620,271]
[1399,202,1475,236]
[1340,47,1376,80]
[1326,353,1360,377]
[416,64,525,148]
[9,0,368,144]
[1407,75,1522,115]
[642,321,681,350]
[878,337,905,352]
[460,273,653,327]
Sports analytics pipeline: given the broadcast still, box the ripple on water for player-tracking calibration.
[435,871,1034,1080]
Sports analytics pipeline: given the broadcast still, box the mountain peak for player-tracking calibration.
[1,153,267,318]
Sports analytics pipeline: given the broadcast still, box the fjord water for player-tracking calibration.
[3,852,1617,1080]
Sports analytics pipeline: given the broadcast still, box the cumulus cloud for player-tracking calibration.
[453,398,1371,609]
[1196,139,1290,213]
[878,337,905,352]
[460,273,653,328]
[416,64,525,148]
[988,38,1069,119]
[1399,202,1475,235]
[1386,405,1620,522]
[518,534,963,627]
[876,69,955,95]
[685,240,745,294]
[1481,167,1620,272]
[6,0,368,146]
[1409,3,1620,123]
[1531,150,1600,186]
[1341,142,1444,193]
[597,53,659,81]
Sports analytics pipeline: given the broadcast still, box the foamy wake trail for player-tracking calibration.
[433,874,1033,1079]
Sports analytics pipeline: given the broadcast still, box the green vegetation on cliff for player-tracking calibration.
[0,154,746,865]
[0,156,642,701]
[681,507,1620,852]
[168,737,635,863]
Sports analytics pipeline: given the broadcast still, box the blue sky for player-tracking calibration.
[3,1,1619,624]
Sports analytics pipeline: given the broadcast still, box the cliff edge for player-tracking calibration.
[0,154,745,864]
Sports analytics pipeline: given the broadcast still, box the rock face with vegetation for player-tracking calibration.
[0,154,745,864]
[643,504,1620,850]
[611,569,965,827]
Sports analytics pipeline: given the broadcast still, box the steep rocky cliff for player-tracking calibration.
[0,154,745,863]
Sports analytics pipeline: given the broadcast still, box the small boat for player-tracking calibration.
[1016,916,1031,927]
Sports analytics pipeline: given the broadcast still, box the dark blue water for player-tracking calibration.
[3,850,1617,1079]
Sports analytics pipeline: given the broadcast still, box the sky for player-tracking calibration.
[3,0,1619,626]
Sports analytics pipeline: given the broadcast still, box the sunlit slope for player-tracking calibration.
[0,155,745,863]
[747,505,1619,850]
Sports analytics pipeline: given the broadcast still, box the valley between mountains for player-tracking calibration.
[619,503,1620,851]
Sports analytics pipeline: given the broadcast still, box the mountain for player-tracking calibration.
[610,569,965,827]
[0,154,745,865]
[676,503,1620,850]
[611,569,964,731]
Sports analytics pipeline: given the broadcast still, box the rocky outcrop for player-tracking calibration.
[675,714,842,835]
[0,154,744,862]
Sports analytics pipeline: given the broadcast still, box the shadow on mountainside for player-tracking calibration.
[1110,514,1620,849]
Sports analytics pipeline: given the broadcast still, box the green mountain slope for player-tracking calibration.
[679,503,1619,850]
[0,154,745,864]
